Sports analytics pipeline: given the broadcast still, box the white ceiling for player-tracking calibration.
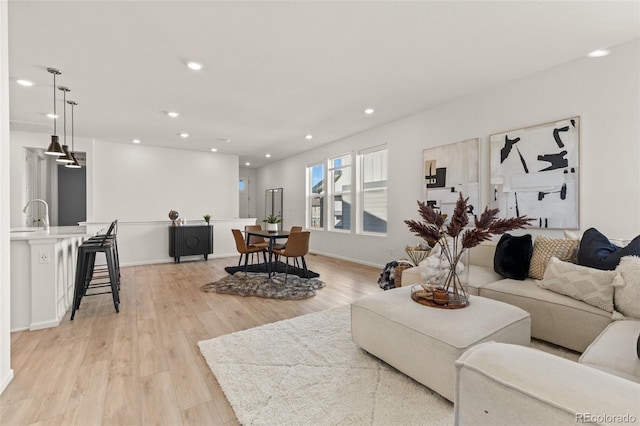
[7,1,640,168]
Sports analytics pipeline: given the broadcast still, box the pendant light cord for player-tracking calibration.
[53,72,57,135]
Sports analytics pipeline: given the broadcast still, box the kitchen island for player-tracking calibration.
[10,226,93,331]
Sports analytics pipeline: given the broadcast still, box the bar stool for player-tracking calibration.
[70,221,120,320]
[85,220,120,289]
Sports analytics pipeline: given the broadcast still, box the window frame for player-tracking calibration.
[357,145,388,236]
[306,161,326,230]
[328,153,353,233]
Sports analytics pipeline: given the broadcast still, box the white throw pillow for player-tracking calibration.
[537,256,622,313]
[614,256,640,319]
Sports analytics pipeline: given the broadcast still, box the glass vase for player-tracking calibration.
[442,248,470,306]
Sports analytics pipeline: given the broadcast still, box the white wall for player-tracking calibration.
[92,141,239,222]
[1,0,14,394]
[255,38,640,267]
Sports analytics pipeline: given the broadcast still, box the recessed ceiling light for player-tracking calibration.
[211,148,218,152]
[187,61,203,70]
[265,154,271,158]
[587,49,610,58]
[46,113,58,119]
[16,79,34,86]
[245,162,250,166]
[305,134,313,140]
[166,111,180,118]
[364,108,375,115]
[132,139,141,144]
[179,133,189,138]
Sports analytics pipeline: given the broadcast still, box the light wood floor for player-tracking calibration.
[0,254,381,425]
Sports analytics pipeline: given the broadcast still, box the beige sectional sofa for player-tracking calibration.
[401,242,616,353]
[400,241,640,424]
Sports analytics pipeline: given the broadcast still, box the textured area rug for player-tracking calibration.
[198,306,454,425]
[225,261,320,278]
[201,272,325,300]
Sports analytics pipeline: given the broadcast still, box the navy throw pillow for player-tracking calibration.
[577,228,640,270]
[494,233,533,280]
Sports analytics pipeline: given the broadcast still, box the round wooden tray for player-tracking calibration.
[411,288,469,309]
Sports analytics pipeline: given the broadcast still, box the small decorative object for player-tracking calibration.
[432,288,449,305]
[168,210,179,226]
[263,214,281,232]
[405,193,533,308]
[203,214,211,225]
[405,244,431,266]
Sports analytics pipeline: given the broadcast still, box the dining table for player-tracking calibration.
[245,229,290,278]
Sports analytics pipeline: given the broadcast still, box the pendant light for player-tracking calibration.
[65,100,81,169]
[56,86,73,163]
[44,68,65,156]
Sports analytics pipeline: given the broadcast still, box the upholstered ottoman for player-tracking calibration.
[351,286,531,401]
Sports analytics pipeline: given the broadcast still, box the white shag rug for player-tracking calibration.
[198,306,453,425]
[198,306,580,425]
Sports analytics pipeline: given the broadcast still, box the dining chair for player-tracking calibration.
[232,229,268,275]
[272,231,310,282]
[273,225,303,252]
[245,224,269,263]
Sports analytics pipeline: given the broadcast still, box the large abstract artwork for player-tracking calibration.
[423,138,479,219]
[490,117,580,229]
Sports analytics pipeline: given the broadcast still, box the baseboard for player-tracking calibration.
[308,250,384,269]
[120,252,238,267]
[29,319,61,331]
[0,369,14,395]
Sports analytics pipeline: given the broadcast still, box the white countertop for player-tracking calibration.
[10,226,92,241]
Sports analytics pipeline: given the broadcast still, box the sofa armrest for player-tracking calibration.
[455,342,640,425]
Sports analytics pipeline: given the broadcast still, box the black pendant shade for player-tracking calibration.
[44,67,64,156]
[57,144,73,163]
[45,135,64,156]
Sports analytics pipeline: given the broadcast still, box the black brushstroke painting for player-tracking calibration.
[516,146,529,173]
[538,183,567,201]
[538,150,568,172]
[425,167,447,189]
[500,135,521,163]
[553,126,570,148]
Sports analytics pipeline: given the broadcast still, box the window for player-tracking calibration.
[307,163,325,229]
[329,154,352,231]
[359,146,388,234]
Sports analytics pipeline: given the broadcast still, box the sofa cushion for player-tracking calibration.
[578,227,640,270]
[493,233,532,280]
[455,342,640,426]
[615,256,640,319]
[579,320,640,382]
[537,257,620,313]
[480,278,611,352]
[529,235,578,280]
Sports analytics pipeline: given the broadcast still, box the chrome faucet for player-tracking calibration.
[23,199,50,230]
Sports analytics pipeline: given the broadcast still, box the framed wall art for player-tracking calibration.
[490,116,580,229]
[423,138,480,219]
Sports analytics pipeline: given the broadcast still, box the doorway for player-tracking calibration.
[239,176,250,218]
[57,163,87,226]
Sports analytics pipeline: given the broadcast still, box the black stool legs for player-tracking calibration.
[71,237,120,320]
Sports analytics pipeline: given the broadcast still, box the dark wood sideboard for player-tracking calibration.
[168,225,213,263]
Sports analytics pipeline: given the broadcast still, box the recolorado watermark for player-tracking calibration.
[576,413,637,423]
